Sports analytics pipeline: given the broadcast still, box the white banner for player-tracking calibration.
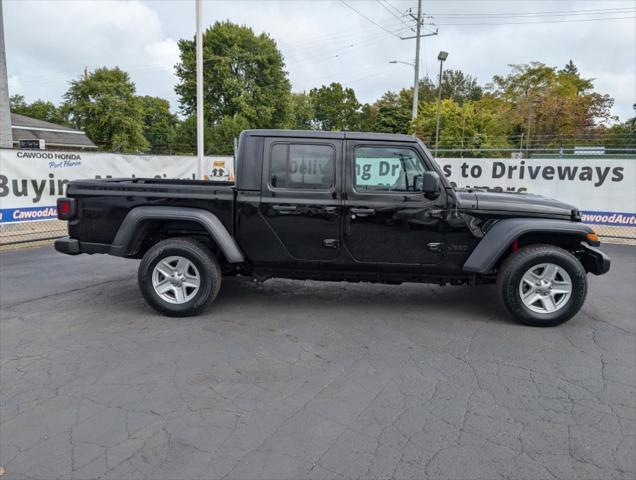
[0,149,232,224]
[437,157,636,227]
[1,149,634,228]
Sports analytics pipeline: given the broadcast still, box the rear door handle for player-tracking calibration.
[272,205,297,212]
[350,208,375,217]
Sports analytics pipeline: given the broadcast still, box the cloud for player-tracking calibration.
[4,0,180,107]
[7,75,22,94]
[4,0,635,121]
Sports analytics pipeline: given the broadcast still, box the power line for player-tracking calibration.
[381,0,403,17]
[376,0,403,21]
[436,15,636,26]
[339,1,401,38]
[285,32,395,67]
[280,25,399,51]
[429,7,636,18]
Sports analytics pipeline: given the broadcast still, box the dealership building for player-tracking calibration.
[10,113,96,151]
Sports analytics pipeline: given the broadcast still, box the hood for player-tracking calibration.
[458,190,579,219]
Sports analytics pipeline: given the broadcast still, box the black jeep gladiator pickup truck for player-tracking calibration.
[55,130,610,326]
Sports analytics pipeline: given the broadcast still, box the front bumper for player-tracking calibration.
[580,244,611,276]
[54,236,80,255]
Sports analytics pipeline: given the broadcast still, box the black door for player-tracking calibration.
[343,141,446,265]
[260,138,342,261]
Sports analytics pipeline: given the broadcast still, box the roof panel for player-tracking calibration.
[11,113,96,148]
[11,113,79,132]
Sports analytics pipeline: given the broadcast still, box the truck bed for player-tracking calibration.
[65,178,236,247]
[67,177,234,199]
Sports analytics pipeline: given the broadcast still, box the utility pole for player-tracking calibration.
[411,0,422,122]
[195,0,204,179]
[400,0,437,127]
[0,0,12,148]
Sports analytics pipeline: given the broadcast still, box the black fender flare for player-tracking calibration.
[109,206,244,263]
[463,218,594,274]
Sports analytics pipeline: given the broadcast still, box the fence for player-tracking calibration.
[0,219,67,248]
[1,148,634,249]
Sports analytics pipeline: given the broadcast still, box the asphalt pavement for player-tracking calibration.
[0,244,635,480]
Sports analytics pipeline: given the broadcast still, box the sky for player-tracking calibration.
[4,0,636,122]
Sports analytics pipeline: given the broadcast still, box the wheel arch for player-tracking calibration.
[463,218,595,274]
[109,206,244,264]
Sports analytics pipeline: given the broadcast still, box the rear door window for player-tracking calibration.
[269,143,335,190]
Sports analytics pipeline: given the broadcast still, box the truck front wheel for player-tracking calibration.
[497,244,587,327]
[138,238,221,317]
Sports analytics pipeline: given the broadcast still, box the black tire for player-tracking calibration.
[138,237,221,317]
[497,244,587,327]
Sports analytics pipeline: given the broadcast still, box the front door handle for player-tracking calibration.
[272,205,297,212]
[350,207,375,217]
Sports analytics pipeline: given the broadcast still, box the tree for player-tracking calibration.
[209,115,250,154]
[414,97,512,156]
[309,82,361,131]
[138,96,178,153]
[369,91,411,134]
[174,21,291,133]
[561,59,579,76]
[171,115,197,155]
[604,105,636,150]
[358,103,378,132]
[63,67,149,152]
[287,92,315,130]
[490,62,614,148]
[9,94,27,111]
[397,72,482,112]
[10,94,68,125]
[440,70,483,105]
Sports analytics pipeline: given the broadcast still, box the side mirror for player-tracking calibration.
[419,171,441,198]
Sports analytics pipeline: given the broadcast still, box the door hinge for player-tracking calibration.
[427,242,444,253]
[322,239,339,249]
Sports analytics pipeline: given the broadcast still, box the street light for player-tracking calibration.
[389,59,418,133]
[434,51,448,154]
[389,60,415,67]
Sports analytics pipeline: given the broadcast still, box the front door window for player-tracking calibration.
[354,147,426,193]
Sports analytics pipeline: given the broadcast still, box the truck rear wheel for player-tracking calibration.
[497,244,587,327]
[138,238,221,317]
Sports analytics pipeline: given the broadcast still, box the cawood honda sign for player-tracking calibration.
[0,149,232,223]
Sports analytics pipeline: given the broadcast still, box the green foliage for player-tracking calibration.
[287,92,315,130]
[369,91,412,134]
[63,67,149,152]
[440,70,483,105]
[489,62,613,148]
[603,105,636,150]
[309,82,361,131]
[174,21,291,131]
[414,97,513,155]
[10,94,68,125]
[209,115,250,155]
[358,103,378,132]
[171,115,197,155]
[138,96,178,153]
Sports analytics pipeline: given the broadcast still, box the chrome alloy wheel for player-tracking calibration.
[151,256,201,304]
[519,263,572,314]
